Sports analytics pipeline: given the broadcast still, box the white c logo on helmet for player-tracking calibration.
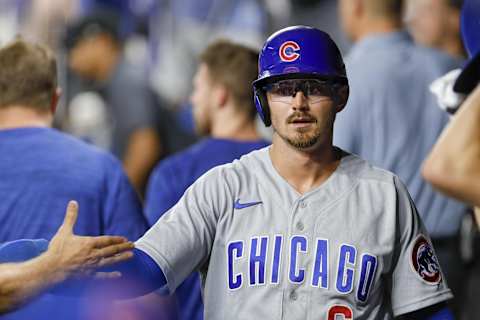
[279,41,300,62]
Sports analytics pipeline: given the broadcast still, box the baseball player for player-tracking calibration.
[0,39,148,320]
[66,26,454,319]
[423,0,480,209]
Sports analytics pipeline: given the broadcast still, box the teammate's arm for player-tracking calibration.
[0,201,134,314]
[123,127,162,194]
[422,84,480,207]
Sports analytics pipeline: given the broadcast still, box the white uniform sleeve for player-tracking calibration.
[390,176,453,316]
[135,167,231,292]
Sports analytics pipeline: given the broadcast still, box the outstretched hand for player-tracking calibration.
[46,201,134,280]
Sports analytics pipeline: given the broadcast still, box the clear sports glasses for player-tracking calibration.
[264,79,335,104]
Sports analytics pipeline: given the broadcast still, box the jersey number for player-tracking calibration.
[327,305,353,320]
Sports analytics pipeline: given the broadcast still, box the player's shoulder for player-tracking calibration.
[47,128,124,170]
[339,150,401,187]
[412,45,464,73]
[219,146,269,173]
[152,138,220,173]
[43,128,109,155]
[191,146,269,182]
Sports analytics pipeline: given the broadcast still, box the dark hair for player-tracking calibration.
[200,39,259,118]
[64,10,121,50]
[0,39,57,110]
[446,0,463,10]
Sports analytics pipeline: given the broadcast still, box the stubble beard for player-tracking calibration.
[277,125,322,150]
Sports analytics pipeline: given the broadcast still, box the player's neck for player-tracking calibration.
[353,18,401,42]
[440,38,466,59]
[211,109,260,141]
[0,106,52,129]
[269,137,341,195]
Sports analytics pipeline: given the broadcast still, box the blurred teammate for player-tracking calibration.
[423,0,480,210]
[0,201,133,315]
[145,39,269,320]
[0,39,147,320]
[404,0,465,58]
[66,11,161,194]
[334,0,469,316]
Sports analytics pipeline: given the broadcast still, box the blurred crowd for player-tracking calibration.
[0,0,478,319]
[0,0,354,196]
[0,0,466,195]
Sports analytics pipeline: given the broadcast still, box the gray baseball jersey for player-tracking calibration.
[136,147,452,320]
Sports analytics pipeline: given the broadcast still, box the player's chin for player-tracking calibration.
[286,134,320,150]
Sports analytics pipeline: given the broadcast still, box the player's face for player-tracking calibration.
[266,79,338,150]
[404,0,455,48]
[191,64,215,136]
[69,35,110,80]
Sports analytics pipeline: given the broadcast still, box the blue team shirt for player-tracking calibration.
[0,127,148,320]
[145,137,270,320]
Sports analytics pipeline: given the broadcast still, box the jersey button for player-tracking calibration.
[299,201,307,209]
[296,221,304,231]
[290,291,298,301]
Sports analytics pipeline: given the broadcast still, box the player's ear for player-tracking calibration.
[215,84,229,108]
[335,85,349,113]
[50,87,62,114]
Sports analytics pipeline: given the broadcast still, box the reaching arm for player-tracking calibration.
[0,250,67,313]
[422,85,480,207]
[0,201,134,314]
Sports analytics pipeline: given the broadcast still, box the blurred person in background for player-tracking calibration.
[422,1,480,316]
[404,0,465,59]
[0,39,148,320]
[145,39,270,320]
[21,0,79,50]
[423,0,480,210]
[65,10,162,195]
[147,0,269,137]
[334,0,470,318]
[287,0,351,54]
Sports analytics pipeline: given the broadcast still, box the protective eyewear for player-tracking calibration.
[264,79,335,104]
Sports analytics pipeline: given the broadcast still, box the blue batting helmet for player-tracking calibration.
[454,0,480,94]
[253,26,349,126]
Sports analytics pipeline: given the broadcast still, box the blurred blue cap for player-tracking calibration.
[454,0,480,93]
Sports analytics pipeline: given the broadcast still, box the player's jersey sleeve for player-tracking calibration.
[135,167,231,293]
[390,176,453,316]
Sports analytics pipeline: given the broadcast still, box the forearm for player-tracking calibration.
[51,248,167,299]
[423,85,480,206]
[123,128,162,193]
[474,207,480,227]
[97,248,167,299]
[0,252,66,314]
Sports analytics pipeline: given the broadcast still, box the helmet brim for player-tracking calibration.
[253,72,348,90]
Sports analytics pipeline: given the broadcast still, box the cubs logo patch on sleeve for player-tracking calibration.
[410,235,442,285]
